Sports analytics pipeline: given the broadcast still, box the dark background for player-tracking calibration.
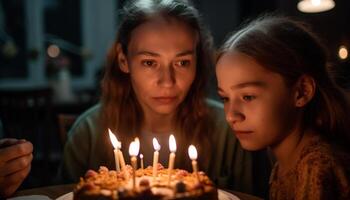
[0,0,349,197]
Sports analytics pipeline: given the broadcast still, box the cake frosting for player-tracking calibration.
[74,164,218,200]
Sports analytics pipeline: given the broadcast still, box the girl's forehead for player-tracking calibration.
[217,52,286,84]
[218,52,262,69]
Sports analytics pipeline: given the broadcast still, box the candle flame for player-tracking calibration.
[140,154,143,159]
[311,0,321,6]
[188,145,197,160]
[129,138,140,156]
[108,129,121,149]
[169,134,177,152]
[153,138,161,151]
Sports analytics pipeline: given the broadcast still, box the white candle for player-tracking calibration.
[118,150,126,170]
[167,134,177,186]
[108,129,121,172]
[140,154,144,171]
[188,145,200,183]
[152,138,161,180]
[129,138,140,190]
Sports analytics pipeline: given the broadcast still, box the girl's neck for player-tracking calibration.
[271,128,315,173]
[142,112,175,134]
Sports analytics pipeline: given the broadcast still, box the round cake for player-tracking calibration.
[73,164,218,200]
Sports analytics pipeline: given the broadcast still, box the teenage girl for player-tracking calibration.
[216,16,350,199]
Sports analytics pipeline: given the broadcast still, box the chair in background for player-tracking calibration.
[57,113,77,144]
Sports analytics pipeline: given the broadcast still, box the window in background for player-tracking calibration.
[43,0,83,79]
[0,0,27,79]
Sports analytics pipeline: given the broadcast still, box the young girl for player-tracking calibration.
[216,16,350,199]
[58,0,268,194]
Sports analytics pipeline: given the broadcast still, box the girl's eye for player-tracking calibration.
[219,96,229,103]
[174,60,191,67]
[142,60,157,67]
[242,95,256,102]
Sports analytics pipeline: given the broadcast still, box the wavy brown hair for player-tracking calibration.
[100,0,214,163]
[218,15,350,150]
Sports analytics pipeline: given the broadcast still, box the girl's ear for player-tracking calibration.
[116,43,129,73]
[294,75,316,107]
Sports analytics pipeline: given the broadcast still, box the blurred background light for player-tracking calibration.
[338,45,348,60]
[47,44,60,58]
[298,0,335,13]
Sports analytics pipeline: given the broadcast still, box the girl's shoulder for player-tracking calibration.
[75,104,101,122]
[270,135,350,199]
[297,135,350,170]
[67,104,102,139]
[295,135,350,198]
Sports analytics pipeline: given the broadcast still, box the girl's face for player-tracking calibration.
[216,52,299,151]
[119,17,197,118]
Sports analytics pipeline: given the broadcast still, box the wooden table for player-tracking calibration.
[14,184,263,200]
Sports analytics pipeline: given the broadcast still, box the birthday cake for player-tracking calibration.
[73,164,218,200]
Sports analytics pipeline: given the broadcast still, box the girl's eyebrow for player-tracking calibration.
[135,51,160,56]
[134,50,194,57]
[230,81,267,90]
[217,81,266,92]
[176,50,194,57]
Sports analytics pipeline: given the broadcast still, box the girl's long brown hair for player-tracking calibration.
[218,15,350,150]
[100,0,215,166]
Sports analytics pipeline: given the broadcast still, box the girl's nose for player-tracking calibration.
[225,103,245,124]
[158,66,175,87]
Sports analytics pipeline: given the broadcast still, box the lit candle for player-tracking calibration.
[152,138,161,181]
[108,129,121,172]
[167,134,177,186]
[188,145,200,183]
[140,154,144,171]
[129,138,140,190]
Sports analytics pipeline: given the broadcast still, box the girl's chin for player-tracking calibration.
[239,142,267,151]
[152,106,178,115]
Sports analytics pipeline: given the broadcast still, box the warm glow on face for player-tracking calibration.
[338,45,348,60]
[169,134,177,152]
[153,138,161,151]
[129,139,140,156]
[188,145,197,160]
[108,129,121,149]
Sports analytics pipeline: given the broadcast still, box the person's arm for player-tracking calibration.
[0,138,33,197]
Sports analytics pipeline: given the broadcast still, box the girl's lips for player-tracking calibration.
[234,130,253,140]
[234,130,253,135]
[153,96,177,104]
